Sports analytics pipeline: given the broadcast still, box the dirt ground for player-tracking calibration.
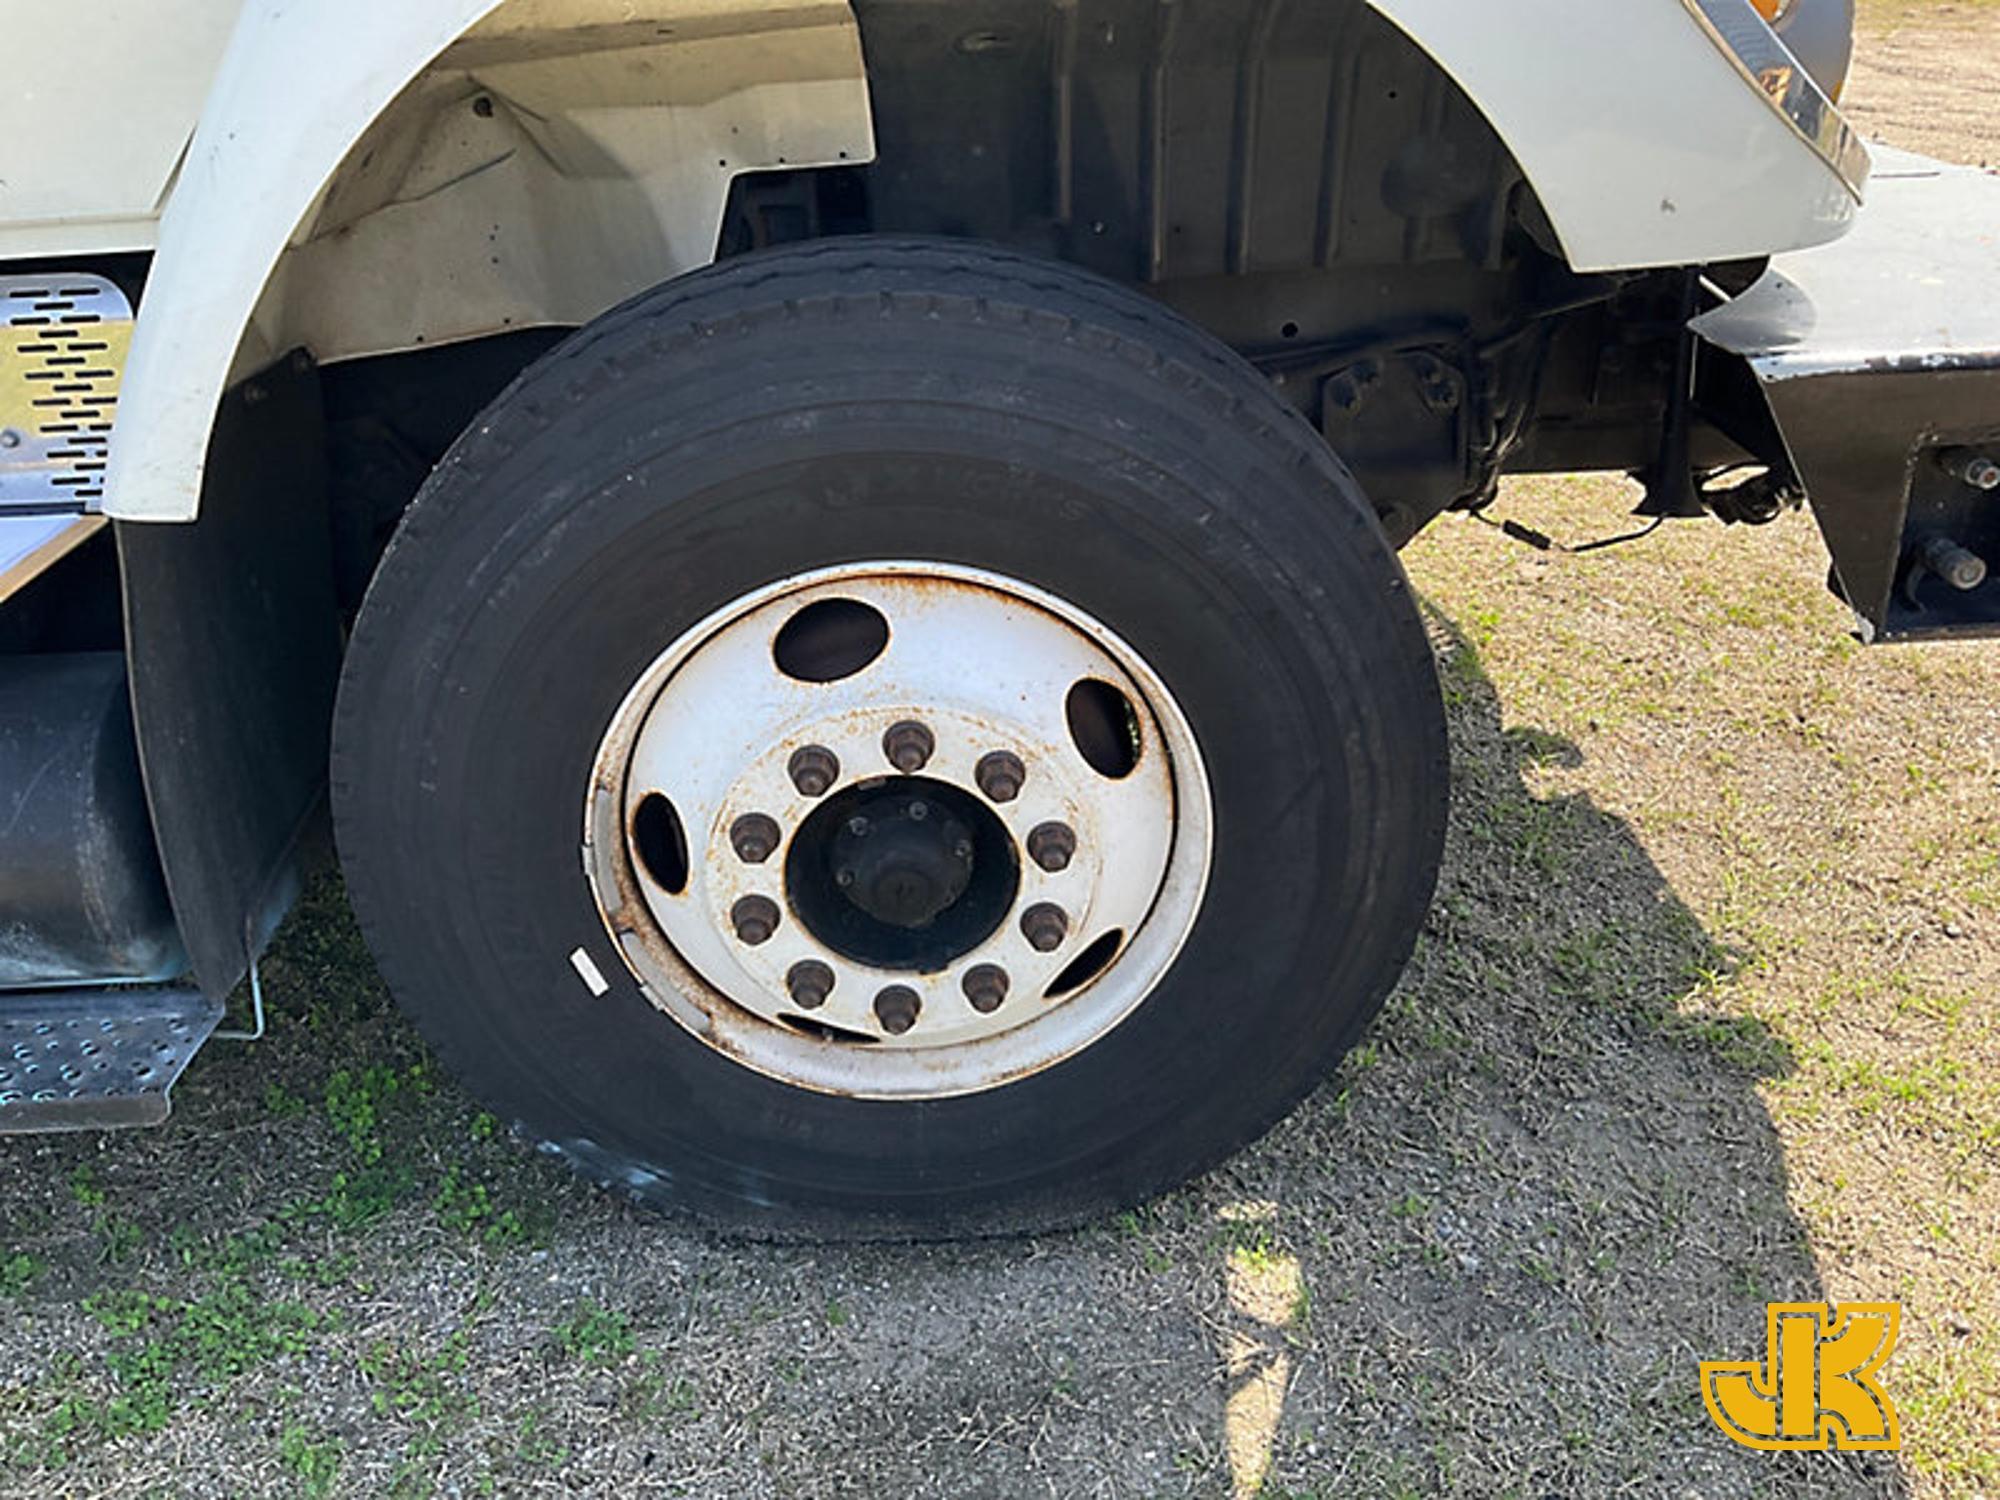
[1846,2,2000,164]
[5,11,1999,1500]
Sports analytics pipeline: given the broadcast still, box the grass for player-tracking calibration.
[279,1423,345,1497]
[552,1303,634,1367]
[1403,477,2000,1492]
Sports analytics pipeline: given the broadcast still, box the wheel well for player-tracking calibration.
[310,0,1604,574]
[241,0,871,375]
[729,0,1558,335]
[274,0,1556,375]
[716,0,1635,541]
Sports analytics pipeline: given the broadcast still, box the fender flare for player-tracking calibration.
[104,0,873,523]
[106,2,504,522]
[1365,0,1857,271]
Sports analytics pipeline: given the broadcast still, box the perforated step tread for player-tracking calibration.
[0,987,221,1133]
[1,274,132,516]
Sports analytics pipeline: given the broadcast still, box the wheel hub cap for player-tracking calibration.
[790,776,1016,967]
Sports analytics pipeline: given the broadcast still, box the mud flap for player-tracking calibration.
[1692,148,2000,642]
[117,352,340,1000]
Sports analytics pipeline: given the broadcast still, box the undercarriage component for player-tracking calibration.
[0,985,220,1132]
[1317,347,1478,546]
[1693,149,2000,642]
[1700,468,1799,528]
[1907,534,1988,601]
[0,652,182,989]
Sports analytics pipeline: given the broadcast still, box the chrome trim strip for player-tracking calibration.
[1682,0,1872,200]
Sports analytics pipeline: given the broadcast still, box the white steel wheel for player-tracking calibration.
[334,238,1448,1237]
[585,564,1214,1100]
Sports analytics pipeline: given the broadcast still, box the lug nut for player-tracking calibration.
[731,895,780,945]
[788,745,840,797]
[1020,903,1069,952]
[976,751,1026,803]
[730,813,781,864]
[882,720,935,773]
[787,960,834,1010]
[873,985,921,1035]
[1026,822,1077,872]
[962,964,1011,1014]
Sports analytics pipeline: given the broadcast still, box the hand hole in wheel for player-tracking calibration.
[772,597,889,682]
[1044,929,1124,999]
[631,792,689,893]
[1066,678,1141,778]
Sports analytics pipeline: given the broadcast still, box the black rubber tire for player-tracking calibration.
[332,238,1447,1239]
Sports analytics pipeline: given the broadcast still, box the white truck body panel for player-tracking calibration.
[0,2,235,257]
[1370,0,1860,272]
[7,0,1851,522]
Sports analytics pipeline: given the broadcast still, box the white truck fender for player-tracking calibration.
[105,0,1860,525]
[105,1,509,523]
[1367,0,1862,273]
[105,0,872,524]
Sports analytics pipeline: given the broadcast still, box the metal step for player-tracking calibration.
[1,273,131,517]
[0,986,221,1133]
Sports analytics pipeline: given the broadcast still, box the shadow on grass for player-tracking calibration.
[0,608,1909,1500]
[1186,611,1904,1499]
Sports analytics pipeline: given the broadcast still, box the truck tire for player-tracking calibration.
[331,238,1447,1238]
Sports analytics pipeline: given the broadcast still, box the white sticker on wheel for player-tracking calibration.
[569,946,611,998]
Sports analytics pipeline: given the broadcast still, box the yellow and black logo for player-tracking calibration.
[1702,1302,1901,1451]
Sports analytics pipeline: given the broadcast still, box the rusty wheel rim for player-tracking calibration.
[582,564,1213,1100]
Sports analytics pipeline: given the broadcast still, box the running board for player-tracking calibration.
[0,986,221,1133]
